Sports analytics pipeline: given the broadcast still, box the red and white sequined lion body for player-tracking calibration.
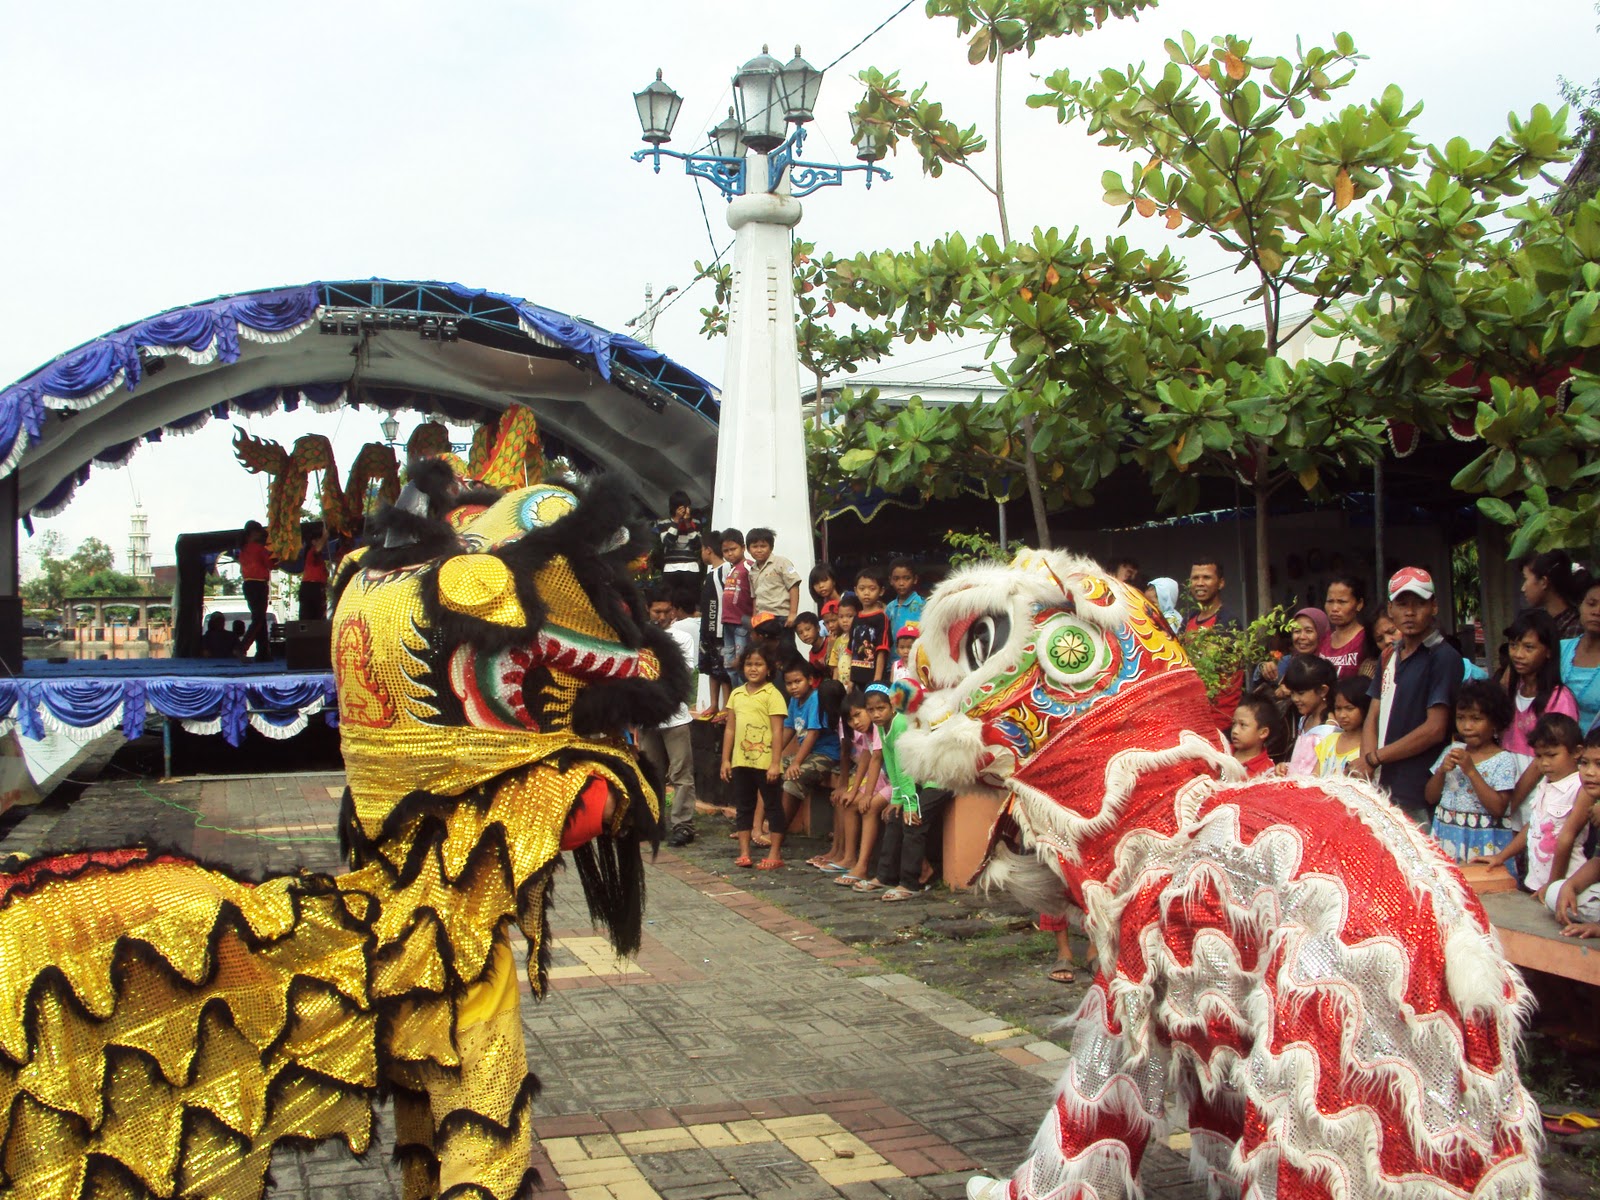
[896,552,1540,1200]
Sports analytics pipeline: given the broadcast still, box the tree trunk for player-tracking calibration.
[1020,412,1051,550]
[1253,478,1272,621]
[993,53,1010,245]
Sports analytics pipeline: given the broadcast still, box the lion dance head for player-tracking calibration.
[329,458,690,958]
[896,549,1228,903]
[897,549,1203,788]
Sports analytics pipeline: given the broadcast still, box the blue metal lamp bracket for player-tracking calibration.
[632,127,889,202]
[767,127,891,198]
[631,145,747,199]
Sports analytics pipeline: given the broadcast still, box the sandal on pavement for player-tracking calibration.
[881,886,920,902]
[733,856,754,868]
[833,873,864,887]
[821,861,851,873]
[1046,959,1076,985]
[1543,1109,1600,1135]
[852,878,886,893]
[756,858,784,870]
[806,855,832,869]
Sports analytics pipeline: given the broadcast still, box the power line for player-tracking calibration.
[847,341,978,382]
[694,179,726,268]
[823,0,917,71]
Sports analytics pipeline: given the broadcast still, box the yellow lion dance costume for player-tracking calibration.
[0,461,686,1200]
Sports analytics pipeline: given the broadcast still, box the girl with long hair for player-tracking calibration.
[1497,609,1579,757]
[1560,577,1600,733]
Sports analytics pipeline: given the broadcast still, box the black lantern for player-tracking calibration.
[850,111,887,163]
[709,107,743,159]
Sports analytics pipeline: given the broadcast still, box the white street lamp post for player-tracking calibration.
[719,163,810,577]
[631,49,888,583]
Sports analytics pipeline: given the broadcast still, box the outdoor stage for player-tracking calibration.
[0,657,336,782]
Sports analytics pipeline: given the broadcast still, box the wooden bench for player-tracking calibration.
[1461,863,1600,986]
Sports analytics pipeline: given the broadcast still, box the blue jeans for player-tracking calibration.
[721,623,749,671]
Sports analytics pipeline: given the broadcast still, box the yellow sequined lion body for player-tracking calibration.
[0,464,685,1200]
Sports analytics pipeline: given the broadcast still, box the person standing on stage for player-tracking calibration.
[235,520,277,660]
[287,528,329,622]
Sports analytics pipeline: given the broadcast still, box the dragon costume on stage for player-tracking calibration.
[233,407,544,561]
[896,552,1540,1200]
[0,460,683,1199]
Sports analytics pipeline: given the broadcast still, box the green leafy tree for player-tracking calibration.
[71,570,146,598]
[69,537,116,579]
[22,534,148,609]
[824,227,1184,533]
[1429,199,1600,555]
[839,12,1574,604]
[843,0,1160,547]
[1028,32,1490,604]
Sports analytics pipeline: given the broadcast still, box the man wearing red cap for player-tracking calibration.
[1354,567,1463,823]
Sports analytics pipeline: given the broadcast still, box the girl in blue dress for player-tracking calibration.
[1425,680,1524,863]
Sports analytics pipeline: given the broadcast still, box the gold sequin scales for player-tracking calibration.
[0,476,678,1200]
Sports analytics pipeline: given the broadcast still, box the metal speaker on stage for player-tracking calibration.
[285,620,333,671]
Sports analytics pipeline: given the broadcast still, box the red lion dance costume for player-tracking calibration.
[895,552,1541,1200]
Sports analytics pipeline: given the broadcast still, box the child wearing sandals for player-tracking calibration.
[808,689,879,874]
[828,691,893,888]
[720,644,789,869]
[852,682,950,901]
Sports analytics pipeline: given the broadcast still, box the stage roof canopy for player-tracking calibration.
[0,280,719,520]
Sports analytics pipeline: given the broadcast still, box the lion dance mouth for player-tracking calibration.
[0,461,689,1200]
[899,549,1542,1200]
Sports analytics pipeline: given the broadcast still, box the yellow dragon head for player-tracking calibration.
[329,461,690,853]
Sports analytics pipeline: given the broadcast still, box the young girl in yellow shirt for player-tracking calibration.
[721,644,789,868]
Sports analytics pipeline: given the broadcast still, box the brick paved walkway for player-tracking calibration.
[0,774,1206,1199]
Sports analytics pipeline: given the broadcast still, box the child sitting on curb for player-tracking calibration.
[779,665,843,833]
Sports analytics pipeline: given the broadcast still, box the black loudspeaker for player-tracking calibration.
[285,620,332,671]
[0,597,19,675]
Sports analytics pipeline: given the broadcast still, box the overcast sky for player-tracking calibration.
[1,0,1594,575]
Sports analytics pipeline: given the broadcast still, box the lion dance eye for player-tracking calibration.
[963,614,1011,672]
[1038,614,1115,689]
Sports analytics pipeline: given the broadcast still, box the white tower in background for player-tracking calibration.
[128,504,153,583]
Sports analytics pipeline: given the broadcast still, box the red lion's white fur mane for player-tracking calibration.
[898,550,1541,1200]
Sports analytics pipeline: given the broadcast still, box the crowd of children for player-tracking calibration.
[1206,565,1600,941]
[640,527,944,896]
[648,519,1600,938]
